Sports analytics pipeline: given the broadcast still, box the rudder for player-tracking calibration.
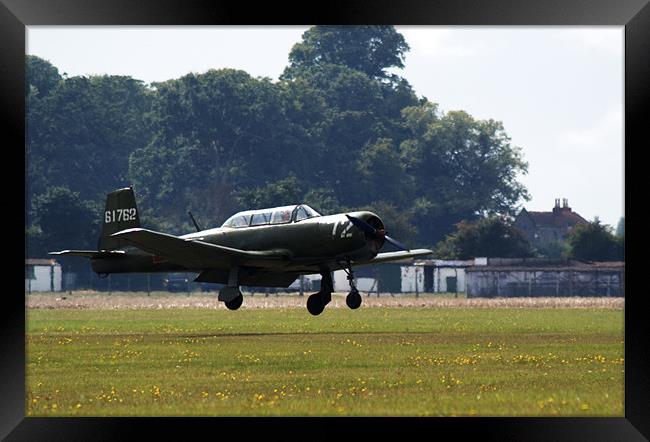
[99,186,141,250]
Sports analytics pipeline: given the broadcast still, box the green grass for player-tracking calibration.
[26,307,624,416]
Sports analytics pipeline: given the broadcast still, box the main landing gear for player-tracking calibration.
[307,271,333,316]
[219,285,243,311]
[225,292,243,310]
[306,260,362,316]
[219,267,244,310]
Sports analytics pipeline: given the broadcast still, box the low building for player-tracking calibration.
[466,258,624,298]
[25,259,62,292]
[413,259,475,293]
[333,270,377,293]
[514,198,588,249]
[333,259,420,294]
[400,265,424,293]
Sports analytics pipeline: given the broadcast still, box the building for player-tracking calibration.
[400,265,424,293]
[466,258,624,298]
[333,270,377,293]
[25,259,62,292]
[336,255,624,297]
[514,198,588,249]
[414,259,475,293]
[333,259,422,294]
[337,259,474,295]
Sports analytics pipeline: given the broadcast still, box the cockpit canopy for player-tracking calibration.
[221,205,321,228]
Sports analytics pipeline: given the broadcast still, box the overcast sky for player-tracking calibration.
[26,26,624,228]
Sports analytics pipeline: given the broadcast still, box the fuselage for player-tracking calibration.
[91,211,384,275]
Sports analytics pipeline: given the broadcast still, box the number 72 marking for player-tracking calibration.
[331,221,353,238]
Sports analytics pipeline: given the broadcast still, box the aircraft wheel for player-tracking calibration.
[307,293,325,316]
[346,289,362,310]
[225,294,243,311]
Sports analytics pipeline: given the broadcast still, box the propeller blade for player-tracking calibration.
[384,235,410,251]
[345,214,377,235]
[346,214,410,251]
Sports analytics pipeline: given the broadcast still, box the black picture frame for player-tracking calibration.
[5,0,647,439]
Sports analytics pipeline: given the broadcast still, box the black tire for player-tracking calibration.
[346,290,362,310]
[307,293,325,316]
[225,294,243,310]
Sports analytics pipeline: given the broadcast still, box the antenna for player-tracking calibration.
[188,211,202,232]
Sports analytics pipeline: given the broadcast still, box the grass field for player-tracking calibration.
[26,294,624,416]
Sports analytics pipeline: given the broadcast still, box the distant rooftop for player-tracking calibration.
[519,198,588,228]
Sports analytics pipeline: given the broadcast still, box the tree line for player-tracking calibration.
[25,26,621,282]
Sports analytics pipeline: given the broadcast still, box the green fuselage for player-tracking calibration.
[91,211,383,276]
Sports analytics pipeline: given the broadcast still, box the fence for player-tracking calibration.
[466,267,624,298]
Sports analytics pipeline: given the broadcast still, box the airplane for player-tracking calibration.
[51,187,433,315]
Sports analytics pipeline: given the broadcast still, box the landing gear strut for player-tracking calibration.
[307,271,333,316]
[342,258,362,310]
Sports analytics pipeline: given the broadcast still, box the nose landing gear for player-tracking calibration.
[342,258,362,310]
[346,288,362,309]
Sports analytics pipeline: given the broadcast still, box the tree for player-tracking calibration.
[433,217,535,259]
[26,27,531,251]
[302,188,341,215]
[28,187,100,273]
[283,26,410,82]
[234,175,303,211]
[128,69,306,230]
[356,138,410,203]
[535,240,569,259]
[26,55,62,98]
[616,216,625,237]
[280,61,418,209]
[354,200,418,248]
[27,72,154,208]
[566,219,624,261]
[400,103,530,244]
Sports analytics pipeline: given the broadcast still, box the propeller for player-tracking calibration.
[346,214,410,251]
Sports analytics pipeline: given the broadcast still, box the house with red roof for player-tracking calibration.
[514,198,588,249]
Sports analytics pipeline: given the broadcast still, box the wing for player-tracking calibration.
[352,249,433,266]
[111,228,291,269]
[281,249,433,273]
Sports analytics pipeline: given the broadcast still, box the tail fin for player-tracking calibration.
[98,186,141,250]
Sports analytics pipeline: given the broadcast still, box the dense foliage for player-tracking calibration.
[566,219,624,261]
[433,217,535,259]
[26,26,532,273]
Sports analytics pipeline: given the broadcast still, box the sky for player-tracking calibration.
[26,26,624,228]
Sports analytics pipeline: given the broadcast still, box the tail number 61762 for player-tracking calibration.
[105,208,137,223]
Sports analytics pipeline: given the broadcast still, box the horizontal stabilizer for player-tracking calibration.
[49,250,126,258]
